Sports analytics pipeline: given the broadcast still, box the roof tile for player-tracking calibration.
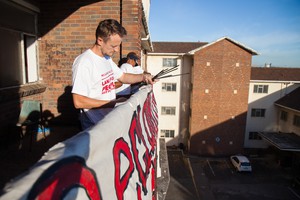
[152,42,208,54]
[275,86,300,112]
[251,67,300,81]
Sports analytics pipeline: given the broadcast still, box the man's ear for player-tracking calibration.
[97,37,103,46]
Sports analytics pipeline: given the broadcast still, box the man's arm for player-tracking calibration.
[118,73,154,85]
[72,93,115,109]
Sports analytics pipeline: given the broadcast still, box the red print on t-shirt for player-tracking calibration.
[102,70,115,94]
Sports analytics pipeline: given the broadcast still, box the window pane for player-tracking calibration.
[253,84,269,94]
[163,58,177,67]
[263,85,268,93]
[162,83,176,92]
[293,115,300,127]
[251,108,266,117]
[0,28,23,87]
[253,85,258,93]
[249,132,262,140]
[161,106,176,115]
[280,111,288,121]
[25,35,38,83]
[161,129,175,138]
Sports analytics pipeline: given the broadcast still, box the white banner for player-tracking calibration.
[1,85,158,200]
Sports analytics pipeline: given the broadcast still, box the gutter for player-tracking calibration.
[250,80,300,84]
[147,53,186,56]
[274,104,300,113]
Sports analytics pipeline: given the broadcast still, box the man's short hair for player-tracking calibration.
[96,19,127,42]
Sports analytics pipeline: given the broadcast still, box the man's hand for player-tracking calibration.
[143,73,158,85]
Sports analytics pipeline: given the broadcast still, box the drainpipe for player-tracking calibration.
[119,0,123,59]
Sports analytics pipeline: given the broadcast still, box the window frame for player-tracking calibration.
[280,110,288,121]
[251,108,266,117]
[162,82,177,92]
[162,58,177,67]
[253,85,269,94]
[293,115,300,127]
[248,132,262,140]
[160,129,175,138]
[161,106,176,115]
[0,2,38,89]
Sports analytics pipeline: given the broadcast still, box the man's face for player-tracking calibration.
[98,34,122,57]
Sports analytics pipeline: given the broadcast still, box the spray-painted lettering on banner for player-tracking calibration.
[0,87,158,200]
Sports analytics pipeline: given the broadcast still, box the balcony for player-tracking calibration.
[0,86,170,200]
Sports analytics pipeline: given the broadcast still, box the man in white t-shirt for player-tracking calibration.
[116,52,145,96]
[72,19,155,130]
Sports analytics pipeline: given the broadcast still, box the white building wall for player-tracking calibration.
[278,108,300,135]
[147,55,182,146]
[244,81,299,148]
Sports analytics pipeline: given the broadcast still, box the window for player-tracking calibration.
[161,106,176,115]
[161,129,175,138]
[253,85,269,93]
[0,1,38,88]
[293,115,300,127]
[251,109,266,117]
[162,83,176,92]
[248,132,262,140]
[163,58,177,67]
[280,111,288,121]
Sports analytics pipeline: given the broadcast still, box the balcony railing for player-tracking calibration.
[0,85,169,200]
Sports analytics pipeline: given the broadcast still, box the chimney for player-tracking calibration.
[264,63,272,68]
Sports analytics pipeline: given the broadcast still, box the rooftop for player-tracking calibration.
[259,132,300,151]
[251,67,300,82]
[275,86,300,112]
[151,41,207,54]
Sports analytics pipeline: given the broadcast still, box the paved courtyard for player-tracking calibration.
[166,150,300,200]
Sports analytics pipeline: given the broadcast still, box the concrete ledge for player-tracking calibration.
[0,83,46,103]
[157,138,170,200]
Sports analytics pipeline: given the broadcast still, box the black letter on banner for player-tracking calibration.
[129,111,151,195]
[113,138,134,200]
[28,156,102,200]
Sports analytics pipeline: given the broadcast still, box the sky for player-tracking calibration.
[149,0,300,68]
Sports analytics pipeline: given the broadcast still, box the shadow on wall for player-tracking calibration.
[38,0,104,37]
[0,81,21,149]
[189,84,300,156]
[51,86,80,126]
[189,111,247,156]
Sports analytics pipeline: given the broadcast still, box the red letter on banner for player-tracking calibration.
[113,138,135,200]
[28,156,102,200]
[142,92,158,149]
[129,111,152,195]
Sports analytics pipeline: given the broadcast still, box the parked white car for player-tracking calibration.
[230,155,252,172]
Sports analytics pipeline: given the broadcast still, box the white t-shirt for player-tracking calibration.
[72,49,123,123]
[116,63,144,95]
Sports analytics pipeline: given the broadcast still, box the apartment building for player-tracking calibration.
[147,41,207,146]
[245,67,300,149]
[147,38,300,156]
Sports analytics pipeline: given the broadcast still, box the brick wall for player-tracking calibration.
[38,0,143,125]
[121,0,143,57]
[189,39,252,156]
